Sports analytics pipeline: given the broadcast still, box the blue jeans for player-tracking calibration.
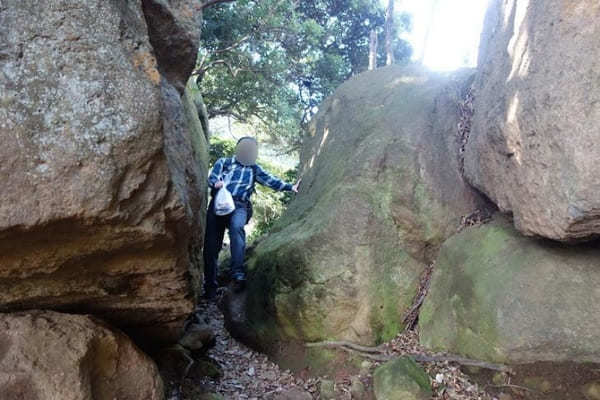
[203,199,249,292]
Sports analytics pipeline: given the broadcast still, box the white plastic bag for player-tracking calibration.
[213,176,235,216]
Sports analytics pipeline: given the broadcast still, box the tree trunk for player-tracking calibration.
[419,0,440,64]
[384,0,395,66]
[368,30,378,70]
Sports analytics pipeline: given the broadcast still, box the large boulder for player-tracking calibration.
[464,0,600,241]
[0,310,163,400]
[0,0,207,344]
[233,66,484,353]
[420,216,600,364]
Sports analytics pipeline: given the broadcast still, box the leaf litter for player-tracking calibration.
[175,300,504,399]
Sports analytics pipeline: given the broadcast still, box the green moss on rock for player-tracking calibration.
[234,66,483,363]
[373,356,432,400]
[420,216,600,364]
[184,78,209,180]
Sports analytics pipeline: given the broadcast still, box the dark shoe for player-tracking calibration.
[232,278,246,293]
[202,288,217,301]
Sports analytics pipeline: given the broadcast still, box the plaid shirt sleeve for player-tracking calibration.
[254,164,293,192]
[208,157,226,188]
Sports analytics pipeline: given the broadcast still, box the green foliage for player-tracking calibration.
[208,136,296,240]
[197,0,412,151]
[208,136,236,165]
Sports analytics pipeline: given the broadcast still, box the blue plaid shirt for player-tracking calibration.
[208,156,293,201]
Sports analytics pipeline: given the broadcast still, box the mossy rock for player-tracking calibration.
[184,76,210,207]
[420,215,600,364]
[373,356,432,400]
[319,379,336,400]
[522,377,552,393]
[232,66,484,359]
[583,382,600,400]
[191,358,222,379]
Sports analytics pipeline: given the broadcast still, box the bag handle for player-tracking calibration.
[222,170,233,186]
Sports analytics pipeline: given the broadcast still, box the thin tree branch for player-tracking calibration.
[197,52,209,71]
[199,0,236,11]
[194,59,238,77]
[211,60,236,75]
[207,108,247,122]
[213,35,251,54]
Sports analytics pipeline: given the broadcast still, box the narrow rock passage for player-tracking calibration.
[183,300,320,399]
[176,297,499,400]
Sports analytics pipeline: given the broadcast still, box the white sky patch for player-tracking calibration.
[392,0,490,71]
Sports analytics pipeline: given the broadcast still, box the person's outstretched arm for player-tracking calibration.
[255,164,300,193]
[208,158,226,189]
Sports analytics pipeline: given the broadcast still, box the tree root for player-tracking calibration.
[410,353,513,373]
[305,341,514,373]
[402,263,434,331]
[486,384,536,392]
[306,340,386,354]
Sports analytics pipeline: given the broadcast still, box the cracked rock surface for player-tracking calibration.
[0,0,207,344]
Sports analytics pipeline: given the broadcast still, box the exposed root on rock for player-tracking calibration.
[172,299,502,399]
[458,208,493,232]
[306,341,513,374]
[486,384,536,393]
[402,262,434,331]
[457,86,474,175]
[305,340,386,354]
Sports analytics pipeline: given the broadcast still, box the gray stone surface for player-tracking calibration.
[228,66,484,356]
[373,356,432,400]
[464,0,600,241]
[0,0,206,343]
[0,310,163,400]
[421,216,600,364]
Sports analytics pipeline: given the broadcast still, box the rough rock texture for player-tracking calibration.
[0,0,206,343]
[184,77,211,169]
[142,0,202,92]
[232,66,484,353]
[0,310,163,400]
[464,0,600,241]
[420,216,600,364]
[373,357,432,400]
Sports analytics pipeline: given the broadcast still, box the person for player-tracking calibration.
[202,136,301,299]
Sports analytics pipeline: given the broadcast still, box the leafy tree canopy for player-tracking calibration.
[197,0,412,152]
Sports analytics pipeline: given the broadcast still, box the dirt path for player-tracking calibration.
[180,301,319,399]
[173,297,504,400]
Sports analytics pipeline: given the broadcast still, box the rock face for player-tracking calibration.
[142,0,202,92]
[464,0,600,241]
[235,66,484,352]
[0,0,207,343]
[0,310,163,400]
[420,216,600,364]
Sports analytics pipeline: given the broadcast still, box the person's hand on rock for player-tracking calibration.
[292,178,302,193]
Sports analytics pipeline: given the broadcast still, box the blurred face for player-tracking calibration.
[236,138,258,166]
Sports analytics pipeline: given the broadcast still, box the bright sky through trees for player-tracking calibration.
[394,0,490,71]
